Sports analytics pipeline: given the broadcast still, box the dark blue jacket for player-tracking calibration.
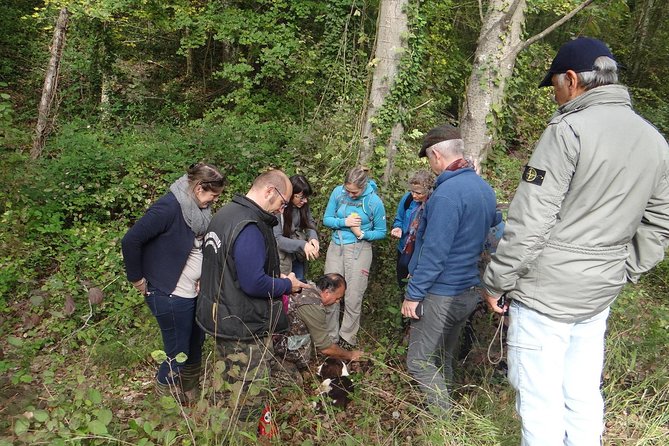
[121,192,195,294]
[391,192,422,252]
[406,168,497,299]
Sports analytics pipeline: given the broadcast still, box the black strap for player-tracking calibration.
[403,193,414,211]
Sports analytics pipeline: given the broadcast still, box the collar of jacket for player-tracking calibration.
[557,84,631,117]
[231,193,279,228]
[435,166,474,188]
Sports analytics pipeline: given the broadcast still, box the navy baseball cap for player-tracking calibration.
[539,37,615,88]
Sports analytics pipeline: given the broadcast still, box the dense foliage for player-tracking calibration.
[1,0,668,444]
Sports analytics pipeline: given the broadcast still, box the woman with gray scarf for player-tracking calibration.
[122,162,224,401]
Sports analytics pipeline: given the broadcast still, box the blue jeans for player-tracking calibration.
[292,260,306,281]
[145,285,205,385]
[406,288,481,410]
[507,301,609,446]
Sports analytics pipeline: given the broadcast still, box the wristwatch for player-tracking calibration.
[357,231,365,240]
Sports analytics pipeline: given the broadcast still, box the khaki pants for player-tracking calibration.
[323,241,372,345]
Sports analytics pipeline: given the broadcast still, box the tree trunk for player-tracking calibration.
[460,0,595,168]
[629,0,656,82]
[382,121,404,185]
[359,0,409,167]
[100,73,113,123]
[460,0,526,169]
[32,7,69,159]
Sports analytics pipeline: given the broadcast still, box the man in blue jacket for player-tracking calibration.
[402,124,497,411]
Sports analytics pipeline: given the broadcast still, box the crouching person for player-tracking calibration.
[273,273,365,385]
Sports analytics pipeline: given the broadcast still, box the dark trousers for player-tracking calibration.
[293,260,306,281]
[145,285,205,385]
[396,250,411,289]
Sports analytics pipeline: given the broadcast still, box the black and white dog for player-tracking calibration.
[316,358,354,409]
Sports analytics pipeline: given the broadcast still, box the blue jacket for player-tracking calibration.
[406,168,497,299]
[392,192,422,252]
[121,192,195,295]
[323,180,387,244]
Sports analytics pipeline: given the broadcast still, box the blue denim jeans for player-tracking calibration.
[507,301,609,446]
[292,260,305,281]
[406,288,481,410]
[145,284,205,385]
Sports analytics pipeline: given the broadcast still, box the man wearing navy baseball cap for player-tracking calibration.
[483,37,669,445]
[537,37,615,88]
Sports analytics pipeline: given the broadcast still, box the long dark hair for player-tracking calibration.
[283,175,316,237]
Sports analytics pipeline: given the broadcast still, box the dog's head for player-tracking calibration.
[315,358,354,409]
[317,357,349,380]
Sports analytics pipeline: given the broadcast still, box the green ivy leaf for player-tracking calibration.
[14,418,29,436]
[33,410,49,422]
[88,388,102,405]
[87,419,108,435]
[95,408,113,425]
[7,336,22,347]
[151,350,167,363]
[143,420,154,435]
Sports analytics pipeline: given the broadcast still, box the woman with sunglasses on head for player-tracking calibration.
[322,167,387,347]
[122,162,224,402]
[274,175,320,281]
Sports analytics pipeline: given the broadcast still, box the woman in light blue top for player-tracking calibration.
[323,167,386,346]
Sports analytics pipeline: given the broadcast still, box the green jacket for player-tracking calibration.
[483,85,669,322]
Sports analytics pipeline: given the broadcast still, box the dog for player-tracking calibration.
[315,358,354,409]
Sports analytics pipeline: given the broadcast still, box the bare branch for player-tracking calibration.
[516,0,595,53]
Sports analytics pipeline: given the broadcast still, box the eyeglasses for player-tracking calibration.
[272,187,289,210]
[294,193,308,203]
[410,189,427,196]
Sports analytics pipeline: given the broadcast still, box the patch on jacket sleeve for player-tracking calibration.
[522,165,546,186]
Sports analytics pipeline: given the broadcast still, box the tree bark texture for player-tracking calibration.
[359,0,409,167]
[629,0,655,82]
[32,7,69,159]
[460,0,595,168]
[460,0,526,169]
[382,121,404,186]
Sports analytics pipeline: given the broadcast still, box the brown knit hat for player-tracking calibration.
[419,123,461,157]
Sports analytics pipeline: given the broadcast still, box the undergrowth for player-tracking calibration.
[1,124,668,445]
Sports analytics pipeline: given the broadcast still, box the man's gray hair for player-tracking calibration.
[557,56,618,91]
[426,138,465,159]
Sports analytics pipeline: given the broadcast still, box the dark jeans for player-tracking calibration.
[145,284,205,385]
[293,260,306,281]
[396,250,411,289]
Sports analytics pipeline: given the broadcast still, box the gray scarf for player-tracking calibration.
[169,174,212,237]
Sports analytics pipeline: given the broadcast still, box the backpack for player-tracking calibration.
[403,193,414,211]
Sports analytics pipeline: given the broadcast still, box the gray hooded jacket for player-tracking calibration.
[483,84,669,322]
